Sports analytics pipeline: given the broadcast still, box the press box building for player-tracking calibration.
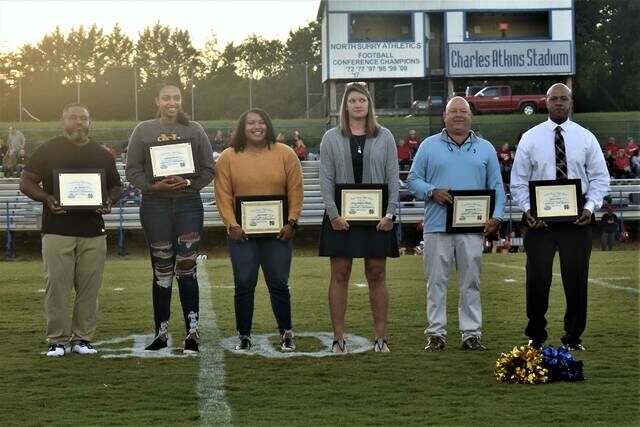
[318,0,575,118]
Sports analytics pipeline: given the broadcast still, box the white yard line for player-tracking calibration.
[197,260,233,426]
[486,262,639,294]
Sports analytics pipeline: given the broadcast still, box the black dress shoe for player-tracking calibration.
[527,339,544,350]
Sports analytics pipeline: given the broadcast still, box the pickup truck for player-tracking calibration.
[465,85,546,115]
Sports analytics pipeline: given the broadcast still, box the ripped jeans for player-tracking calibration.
[140,193,203,337]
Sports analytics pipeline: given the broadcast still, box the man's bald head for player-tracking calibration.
[546,83,572,98]
[546,83,572,123]
[443,96,472,139]
[445,96,471,113]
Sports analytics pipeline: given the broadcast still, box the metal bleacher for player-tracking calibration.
[2,161,640,233]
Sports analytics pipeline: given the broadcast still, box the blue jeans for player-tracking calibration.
[140,194,203,336]
[227,237,293,336]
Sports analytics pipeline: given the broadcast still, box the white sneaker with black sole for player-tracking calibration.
[46,344,65,357]
[72,341,98,355]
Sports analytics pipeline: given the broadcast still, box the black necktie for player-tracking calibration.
[554,126,568,179]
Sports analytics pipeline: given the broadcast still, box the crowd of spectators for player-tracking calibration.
[1,127,28,177]
[604,136,639,179]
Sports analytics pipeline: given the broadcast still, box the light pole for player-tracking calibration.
[191,83,196,120]
[304,62,310,119]
[133,67,139,122]
[18,76,22,122]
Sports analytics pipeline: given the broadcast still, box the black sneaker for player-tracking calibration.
[235,336,252,352]
[184,332,199,354]
[280,332,296,352]
[145,334,168,351]
[462,336,486,351]
[527,339,544,350]
[424,335,445,352]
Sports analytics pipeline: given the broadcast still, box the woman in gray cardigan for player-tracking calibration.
[319,83,399,353]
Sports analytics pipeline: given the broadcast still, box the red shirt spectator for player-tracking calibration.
[497,144,513,166]
[405,129,420,154]
[624,137,638,157]
[294,142,308,161]
[397,140,412,161]
[614,149,631,177]
[603,136,620,157]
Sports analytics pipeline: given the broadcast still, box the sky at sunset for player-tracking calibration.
[0,0,320,52]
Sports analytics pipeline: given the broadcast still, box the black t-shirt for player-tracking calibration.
[600,213,618,233]
[350,135,367,184]
[25,136,121,237]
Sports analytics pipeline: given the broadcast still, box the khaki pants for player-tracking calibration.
[42,234,107,345]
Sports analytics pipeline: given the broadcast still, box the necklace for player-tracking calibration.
[158,119,179,142]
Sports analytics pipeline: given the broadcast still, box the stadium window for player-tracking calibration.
[465,12,549,40]
[350,13,413,42]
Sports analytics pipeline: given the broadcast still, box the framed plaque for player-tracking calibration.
[446,189,496,233]
[148,139,196,180]
[335,184,388,226]
[53,169,106,211]
[529,179,583,223]
[235,195,288,237]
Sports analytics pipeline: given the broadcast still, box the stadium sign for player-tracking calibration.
[328,41,425,79]
[447,41,573,76]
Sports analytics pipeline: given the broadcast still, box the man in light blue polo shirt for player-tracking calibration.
[408,96,505,352]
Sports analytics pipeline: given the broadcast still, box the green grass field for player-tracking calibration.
[2,111,638,151]
[1,251,638,426]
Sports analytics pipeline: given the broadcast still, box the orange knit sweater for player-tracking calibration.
[214,143,304,229]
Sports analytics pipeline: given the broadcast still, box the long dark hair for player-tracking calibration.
[155,82,190,126]
[233,108,276,152]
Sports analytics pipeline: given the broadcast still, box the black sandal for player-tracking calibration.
[374,338,389,352]
[331,338,347,353]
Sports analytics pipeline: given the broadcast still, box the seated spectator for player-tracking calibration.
[497,143,513,184]
[276,133,287,144]
[604,149,616,176]
[397,139,412,170]
[624,136,638,158]
[293,138,308,161]
[211,129,226,153]
[3,150,16,177]
[0,136,6,165]
[291,130,304,150]
[405,129,420,157]
[603,136,620,158]
[122,183,141,205]
[15,148,27,177]
[228,129,236,147]
[614,149,632,179]
[631,152,640,178]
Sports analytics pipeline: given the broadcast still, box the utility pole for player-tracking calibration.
[18,76,22,122]
[305,62,310,119]
[133,67,139,122]
[191,83,196,120]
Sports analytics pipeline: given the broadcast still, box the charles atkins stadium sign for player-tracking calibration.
[447,41,573,76]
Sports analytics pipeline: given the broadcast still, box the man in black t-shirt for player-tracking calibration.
[20,103,121,357]
[599,204,618,251]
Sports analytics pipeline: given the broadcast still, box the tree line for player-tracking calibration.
[0,21,323,121]
[0,0,637,122]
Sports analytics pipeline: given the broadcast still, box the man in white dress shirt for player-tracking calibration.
[510,83,610,351]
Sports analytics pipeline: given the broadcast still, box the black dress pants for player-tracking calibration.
[523,224,592,346]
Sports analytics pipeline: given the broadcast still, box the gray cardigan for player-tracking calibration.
[319,126,399,220]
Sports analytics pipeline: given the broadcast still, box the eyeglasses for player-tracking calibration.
[346,81,367,88]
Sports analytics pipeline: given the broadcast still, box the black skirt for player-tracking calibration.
[318,214,400,258]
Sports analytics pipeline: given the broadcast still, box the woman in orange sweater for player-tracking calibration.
[214,108,304,352]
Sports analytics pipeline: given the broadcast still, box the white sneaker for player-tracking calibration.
[72,341,98,355]
[46,344,65,357]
